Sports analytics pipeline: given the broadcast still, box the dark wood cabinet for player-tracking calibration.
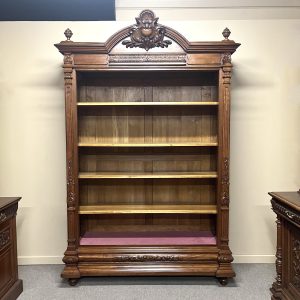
[55,10,240,285]
[0,197,22,300]
[270,191,300,300]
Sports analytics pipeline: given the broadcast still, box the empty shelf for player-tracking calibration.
[78,171,218,179]
[79,204,217,215]
[78,142,218,148]
[77,101,219,106]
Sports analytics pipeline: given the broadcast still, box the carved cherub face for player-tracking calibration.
[122,9,172,51]
[136,10,158,36]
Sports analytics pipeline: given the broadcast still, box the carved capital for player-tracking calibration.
[122,10,172,51]
[221,53,231,65]
[63,53,73,85]
[64,54,74,65]
[0,230,10,251]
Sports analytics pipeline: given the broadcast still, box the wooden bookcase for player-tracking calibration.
[55,10,240,285]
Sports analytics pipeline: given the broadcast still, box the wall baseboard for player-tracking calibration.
[233,255,275,263]
[18,256,63,265]
[18,255,275,265]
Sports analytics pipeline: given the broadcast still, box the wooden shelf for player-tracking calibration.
[79,204,217,215]
[77,101,219,106]
[78,171,217,179]
[78,142,218,147]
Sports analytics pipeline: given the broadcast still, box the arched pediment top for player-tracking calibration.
[103,23,190,53]
[55,10,240,55]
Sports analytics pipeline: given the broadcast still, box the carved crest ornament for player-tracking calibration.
[122,10,172,51]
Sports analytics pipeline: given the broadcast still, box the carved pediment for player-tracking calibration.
[122,10,172,51]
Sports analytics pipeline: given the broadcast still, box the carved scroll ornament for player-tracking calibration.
[0,230,10,250]
[271,199,300,227]
[116,255,179,262]
[67,160,75,208]
[293,238,300,289]
[221,158,230,206]
[122,10,172,51]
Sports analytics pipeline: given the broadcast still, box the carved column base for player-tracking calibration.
[216,250,235,278]
[61,250,80,279]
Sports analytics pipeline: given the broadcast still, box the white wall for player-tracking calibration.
[0,6,299,264]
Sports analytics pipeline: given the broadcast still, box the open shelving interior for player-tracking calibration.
[77,70,219,246]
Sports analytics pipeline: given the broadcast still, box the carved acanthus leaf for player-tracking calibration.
[122,10,172,51]
[221,158,230,206]
[293,238,300,289]
[67,160,75,208]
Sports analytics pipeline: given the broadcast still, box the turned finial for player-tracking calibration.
[64,28,73,41]
[222,27,231,40]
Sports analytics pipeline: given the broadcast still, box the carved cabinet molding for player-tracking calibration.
[270,191,300,299]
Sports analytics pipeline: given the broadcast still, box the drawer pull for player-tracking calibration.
[0,213,7,222]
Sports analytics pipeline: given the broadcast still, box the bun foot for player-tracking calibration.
[68,278,79,286]
[218,278,228,286]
